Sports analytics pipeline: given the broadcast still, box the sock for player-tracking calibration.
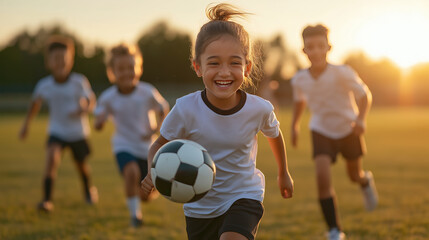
[43,177,53,202]
[81,173,91,199]
[127,196,142,219]
[319,197,341,231]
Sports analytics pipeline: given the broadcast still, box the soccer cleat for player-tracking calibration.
[86,186,99,205]
[130,217,144,228]
[326,228,346,240]
[37,201,54,213]
[362,171,378,211]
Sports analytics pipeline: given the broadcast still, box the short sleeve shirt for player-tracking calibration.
[291,64,369,139]
[32,73,93,141]
[160,90,279,218]
[94,82,168,158]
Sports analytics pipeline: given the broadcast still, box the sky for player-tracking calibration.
[1,0,429,68]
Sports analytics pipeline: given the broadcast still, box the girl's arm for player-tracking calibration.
[19,98,42,140]
[141,135,170,196]
[291,100,306,148]
[267,130,294,199]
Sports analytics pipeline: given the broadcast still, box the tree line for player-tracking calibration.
[0,22,428,106]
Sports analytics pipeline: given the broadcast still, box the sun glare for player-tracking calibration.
[356,11,429,69]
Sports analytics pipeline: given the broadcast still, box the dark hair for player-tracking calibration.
[45,35,75,54]
[193,3,259,89]
[106,43,143,83]
[302,24,329,40]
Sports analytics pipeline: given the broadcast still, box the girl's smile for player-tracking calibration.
[193,34,251,110]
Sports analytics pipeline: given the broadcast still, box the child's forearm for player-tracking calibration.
[23,100,42,125]
[291,101,305,129]
[147,136,169,173]
[356,91,372,124]
[267,131,289,175]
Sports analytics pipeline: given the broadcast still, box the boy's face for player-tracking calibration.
[47,48,74,79]
[303,35,331,68]
[112,55,142,91]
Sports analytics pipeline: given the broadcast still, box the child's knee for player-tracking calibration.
[348,171,362,183]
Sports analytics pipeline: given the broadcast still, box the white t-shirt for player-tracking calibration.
[32,73,93,141]
[94,82,167,159]
[291,64,369,139]
[160,90,280,218]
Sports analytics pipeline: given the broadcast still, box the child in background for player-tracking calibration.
[94,43,169,227]
[19,35,98,212]
[290,24,378,240]
[141,4,294,240]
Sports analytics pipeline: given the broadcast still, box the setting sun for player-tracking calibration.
[356,11,429,69]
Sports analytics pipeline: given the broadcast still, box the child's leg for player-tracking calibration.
[315,154,342,231]
[220,232,247,240]
[74,160,97,204]
[43,143,62,201]
[38,142,62,211]
[123,162,143,221]
[345,157,368,186]
[70,139,97,204]
[345,157,378,211]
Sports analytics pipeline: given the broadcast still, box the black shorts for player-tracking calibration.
[47,135,91,162]
[312,131,366,163]
[115,152,148,181]
[185,198,264,240]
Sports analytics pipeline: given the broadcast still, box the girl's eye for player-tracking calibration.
[231,62,242,65]
[207,62,219,65]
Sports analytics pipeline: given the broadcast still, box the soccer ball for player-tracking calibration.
[151,139,216,203]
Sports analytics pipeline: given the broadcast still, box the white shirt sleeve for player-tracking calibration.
[160,101,186,140]
[93,91,110,117]
[340,65,369,99]
[260,103,280,138]
[150,87,168,112]
[79,76,94,99]
[32,79,47,101]
[291,77,307,102]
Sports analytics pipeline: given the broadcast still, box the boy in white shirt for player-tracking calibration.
[94,43,169,227]
[19,35,98,213]
[291,24,378,240]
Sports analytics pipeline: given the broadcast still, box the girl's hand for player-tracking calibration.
[141,174,155,198]
[278,172,294,199]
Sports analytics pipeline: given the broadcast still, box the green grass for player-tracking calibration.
[1,108,429,239]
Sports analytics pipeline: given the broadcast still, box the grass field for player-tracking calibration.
[1,108,429,240]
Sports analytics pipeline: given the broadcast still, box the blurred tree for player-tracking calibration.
[137,21,199,87]
[255,34,301,107]
[0,25,108,94]
[407,63,429,105]
[344,52,401,106]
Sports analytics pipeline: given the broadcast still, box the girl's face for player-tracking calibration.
[303,35,331,68]
[193,34,251,107]
[112,55,141,93]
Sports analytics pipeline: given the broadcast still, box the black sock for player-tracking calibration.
[81,174,91,198]
[319,197,341,231]
[43,177,53,201]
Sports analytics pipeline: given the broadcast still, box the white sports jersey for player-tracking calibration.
[160,90,279,218]
[291,64,369,139]
[32,73,93,141]
[94,82,167,159]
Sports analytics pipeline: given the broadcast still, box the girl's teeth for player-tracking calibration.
[216,81,232,85]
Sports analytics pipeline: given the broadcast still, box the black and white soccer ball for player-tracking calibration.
[151,139,216,203]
